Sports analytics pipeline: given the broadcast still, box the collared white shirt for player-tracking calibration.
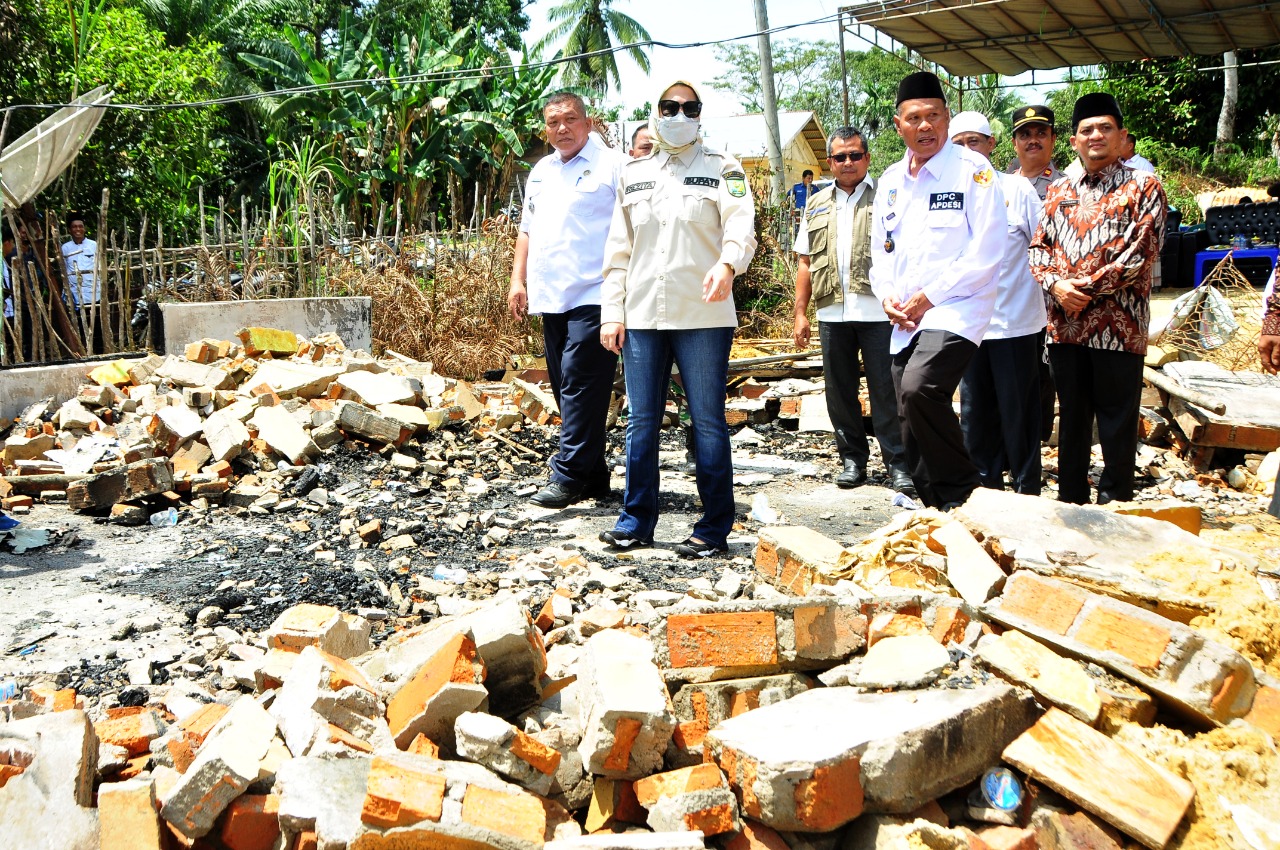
[520,133,628,315]
[61,237,98,306]
[601,144,757,330]
[987,172,1047,340]
[795,177,885,323]
[870,142,1006,354]
[1125,154,1156,173]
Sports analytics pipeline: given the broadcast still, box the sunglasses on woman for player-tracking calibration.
[658,100,703,118]
[829,152,867,163]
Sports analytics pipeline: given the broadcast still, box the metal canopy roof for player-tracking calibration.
[841,0,1280,77]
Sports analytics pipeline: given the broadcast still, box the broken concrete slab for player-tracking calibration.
[955,489,1237,622]
[634,763,740,837]
[754,525,850,595]
[928,519,1007,606]
[976,630,1102,725]
[385,630,488,750]
[454,710,561,796]
[1003,708,1195,850]
[156,355,235,390]
[987,571,1258,727]
[339,402,408,445]
[545,835,707,850]
[576,629,676,779]
[275,754,372,848]
[668,674,815,767]
[705,683,1038,831]
[336,370,420,407]
[855,635,950,690]
[98,778,162,850]
[0,710,99,850]
[67,457,175,511]
[250,405,320,465]
[249,360,347,399]
[264,603,372,659]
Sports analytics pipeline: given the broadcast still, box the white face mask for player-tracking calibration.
[658,115,699,147]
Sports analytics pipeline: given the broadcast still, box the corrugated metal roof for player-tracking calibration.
[842,0,1280,77]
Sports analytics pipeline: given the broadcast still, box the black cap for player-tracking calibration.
[1071,93,1123,131]
[1011,105,1054,132]
[896,71,946,107]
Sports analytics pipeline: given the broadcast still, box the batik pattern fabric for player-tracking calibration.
[1264,288,1280,336]
[1030,160,1166,355]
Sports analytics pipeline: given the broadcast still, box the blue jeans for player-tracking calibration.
[614,327,735,548]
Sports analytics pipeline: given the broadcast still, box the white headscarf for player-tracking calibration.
[651,80,704,156]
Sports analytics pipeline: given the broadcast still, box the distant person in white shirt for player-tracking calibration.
[1123,133,1155,173]
[508,92,629,509]
[60,213,99,308]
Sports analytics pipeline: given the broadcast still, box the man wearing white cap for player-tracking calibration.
[950,111,1046,496]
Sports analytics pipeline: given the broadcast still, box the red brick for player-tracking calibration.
[603,717,643,773]
[793,756,863,831]
[1244,685,1280,738]
[794,605,866,659]
[510,729,561,775]
[867,612,929,647]
[634,763,726,806]
[977,825,1038,850]
[95,711,163,757]
[1073,607,1171,672]
[0,763,25,789]
[933,607,971,645]
[667,612,778,669]
[219,795,281,850]
[178,703,229,748]
[724,820,791,850]
[1000,573,1088,635]
[361,755,445,828]
[460,784,547,845]
[386,632,485,741]
[406,733,440,758]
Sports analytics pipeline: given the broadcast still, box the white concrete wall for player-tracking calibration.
[159,297,373,355]
[0,357,146,421]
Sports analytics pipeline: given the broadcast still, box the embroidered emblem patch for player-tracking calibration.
[973,167,994,187]
[625,181,656,194]
[887,188,897,207]
[725,174,747,197]
[684,176,720,188]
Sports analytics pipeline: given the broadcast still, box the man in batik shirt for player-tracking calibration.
[1030,93,1166,506]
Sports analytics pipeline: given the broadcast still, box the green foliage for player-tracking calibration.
[52,5,228,222]
[711,41,917,140]
[0,0,63,142]
[1099,50,1280,153]
[535,0,651,94]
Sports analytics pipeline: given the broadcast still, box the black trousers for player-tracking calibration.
[1048,344,1144,504]
[542,304,618,490]
[891,330,980,508]
[960,332,1043,495]
[820,320,908,476]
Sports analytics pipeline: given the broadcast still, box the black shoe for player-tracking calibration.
[891,472,917,498]
[582,481,613,501]
[529,480,586,508]
[673,536,729,559]
[835,460,868,489]
[600,529,651,549]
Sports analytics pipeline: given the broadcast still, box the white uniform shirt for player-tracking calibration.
[986,172,1047,340]
[1125,154,1156,173]
[601,144,757,329]
[870,142,1006,354]
[61,237,98,306]
[794,177,886,323]
[3,254,12,319]
[520,133,628,315]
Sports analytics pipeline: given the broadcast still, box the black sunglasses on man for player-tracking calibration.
[829,152,866,163]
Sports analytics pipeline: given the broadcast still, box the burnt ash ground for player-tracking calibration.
[0,420,905,693]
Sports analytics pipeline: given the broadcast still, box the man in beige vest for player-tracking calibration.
[794,127,913,495]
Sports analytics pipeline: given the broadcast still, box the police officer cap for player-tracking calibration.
[1071,93,1123,131]
[896,71,946,106]
[1011,105,1054,132]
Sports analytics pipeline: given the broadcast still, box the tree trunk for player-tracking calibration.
[1215,50,1238,157]
[754,0,786,205]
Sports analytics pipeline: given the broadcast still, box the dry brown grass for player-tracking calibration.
[324,222,533,379]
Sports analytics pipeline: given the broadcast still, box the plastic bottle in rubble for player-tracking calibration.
[149,507,179,527]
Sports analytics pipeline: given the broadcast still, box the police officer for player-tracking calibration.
[509,92,629,508]
[869,71,1006,510]
[950,111,1046,496]
[793,126,913,495]
[599,80,757,557]
[1008,106,1064,201]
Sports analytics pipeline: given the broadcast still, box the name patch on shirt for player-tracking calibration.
[684,176,720,188]
[929,192,965,211]
[625,181,656,194]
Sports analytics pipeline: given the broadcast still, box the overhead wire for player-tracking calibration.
[0,11,846,116]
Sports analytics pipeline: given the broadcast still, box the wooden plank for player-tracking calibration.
[1169,398,1280,451]
[1002,708,1194,850]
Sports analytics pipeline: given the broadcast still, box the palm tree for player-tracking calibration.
[958,75,1026,140]
[535,0,651,94]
